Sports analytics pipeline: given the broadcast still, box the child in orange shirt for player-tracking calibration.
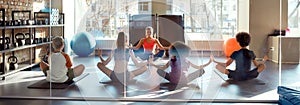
[40,36,85,83]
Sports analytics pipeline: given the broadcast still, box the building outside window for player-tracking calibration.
[74,0,237,40]
[288,0,300,36]
[138,1,150,13]
[181,0,237,40]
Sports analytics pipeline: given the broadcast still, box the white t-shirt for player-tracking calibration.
[46,52,72,83]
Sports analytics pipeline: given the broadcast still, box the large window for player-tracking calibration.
[288,0,300,36]
[72,0,238,41]
[157,0,238,40]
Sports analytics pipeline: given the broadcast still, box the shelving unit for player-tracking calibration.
[0,8,6,78]
[0,9,64,80]
[268,36,300,64]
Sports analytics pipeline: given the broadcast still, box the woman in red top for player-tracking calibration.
[131,26,168,60]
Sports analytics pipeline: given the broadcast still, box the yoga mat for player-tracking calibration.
[27,73,89,89]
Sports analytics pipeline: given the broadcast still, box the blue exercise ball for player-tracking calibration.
[70,32,96,57]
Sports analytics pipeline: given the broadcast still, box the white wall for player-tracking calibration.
[238,0,249,32]
[249,0,287,57]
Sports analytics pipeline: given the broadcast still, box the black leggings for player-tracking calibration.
[134,49,165,60]
[157,69,205,84]
[228,68,259,81]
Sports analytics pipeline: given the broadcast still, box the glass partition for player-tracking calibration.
[0,0,288,104]
[69,0,282,104]
[279,1,300,104]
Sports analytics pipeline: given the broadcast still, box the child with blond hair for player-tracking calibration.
[40,36,85,83]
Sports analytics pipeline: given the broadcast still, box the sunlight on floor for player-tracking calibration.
[0,71,45,85]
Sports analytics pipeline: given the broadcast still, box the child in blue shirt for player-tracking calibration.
[213,32,267,81]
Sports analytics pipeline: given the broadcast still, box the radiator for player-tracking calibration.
[95,39,116,50]
[187,40,224,51]
[187,40,224,56]
[95,38,224,55]
[185,33,224,51]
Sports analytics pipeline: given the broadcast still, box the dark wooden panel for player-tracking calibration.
[129,14,156,45]
[158,15,184,45]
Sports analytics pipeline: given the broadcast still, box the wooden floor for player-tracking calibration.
[0,55,299,105]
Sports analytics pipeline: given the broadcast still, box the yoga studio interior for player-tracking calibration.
[0,0,300,105]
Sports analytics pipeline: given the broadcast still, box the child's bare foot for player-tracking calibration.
[263,55,268,61]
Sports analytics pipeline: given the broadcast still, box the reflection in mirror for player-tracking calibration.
[0,0,287,104]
